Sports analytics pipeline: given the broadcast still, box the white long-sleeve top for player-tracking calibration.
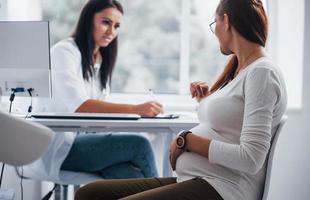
[176,57,287,200]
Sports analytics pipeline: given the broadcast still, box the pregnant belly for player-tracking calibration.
[190,123,231,143]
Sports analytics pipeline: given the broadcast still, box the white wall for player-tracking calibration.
[8,0,41,20]
[0,0,8,20]
[0,1,43,199]
[267,0,310,199]
[268,0,304,109]
[0,166,42,200]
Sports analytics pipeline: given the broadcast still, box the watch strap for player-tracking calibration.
[179,130,192,138]
[177,130,192,149]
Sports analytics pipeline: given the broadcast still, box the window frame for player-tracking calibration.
[108,0,194,110]
[1,0,305,111]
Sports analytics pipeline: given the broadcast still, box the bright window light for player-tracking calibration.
[40,0,304,110]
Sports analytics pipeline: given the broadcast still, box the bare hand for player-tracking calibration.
[169,138,185,171]
[190,81,210,102]
[133,101,163,117]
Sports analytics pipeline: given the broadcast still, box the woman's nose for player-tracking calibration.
[106,26,116,36]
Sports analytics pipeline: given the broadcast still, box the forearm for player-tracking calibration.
[186,133,211,159]
[75,99,135,114]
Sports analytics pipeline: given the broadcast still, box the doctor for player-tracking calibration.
[22,0,161,182]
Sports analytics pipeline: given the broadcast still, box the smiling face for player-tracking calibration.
[93,7,123,49]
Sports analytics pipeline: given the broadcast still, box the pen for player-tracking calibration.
[148,88,156,101]
[148,89,164,114]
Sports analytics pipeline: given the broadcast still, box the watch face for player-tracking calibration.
[176,136,185,148]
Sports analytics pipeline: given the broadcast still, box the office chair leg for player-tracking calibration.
[54,184,61,200]
[48,184,69,200]
[73,185,80,195]
[61,185,68,200]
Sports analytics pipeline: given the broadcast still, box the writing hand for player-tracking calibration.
[133,101,163,117]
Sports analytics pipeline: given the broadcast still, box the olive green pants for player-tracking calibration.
[75,177,223,200]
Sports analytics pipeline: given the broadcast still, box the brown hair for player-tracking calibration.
[73,0,123,89]
[210,0,268,93]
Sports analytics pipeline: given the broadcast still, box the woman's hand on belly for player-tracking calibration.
[169,138,185,171]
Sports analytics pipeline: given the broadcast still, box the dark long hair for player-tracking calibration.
[72,0,123,89]
[210,0,268,93]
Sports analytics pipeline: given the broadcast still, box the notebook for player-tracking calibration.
[31,112,141,120]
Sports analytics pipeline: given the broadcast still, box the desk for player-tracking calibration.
[29,114,199,177]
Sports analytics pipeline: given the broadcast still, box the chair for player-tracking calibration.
[0,111,53,199]
[261,115,288,200]
[42,172,103,200]
[0,111,53,166]
[16,168,102,200]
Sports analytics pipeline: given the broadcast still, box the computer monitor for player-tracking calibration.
[0,21,51,98]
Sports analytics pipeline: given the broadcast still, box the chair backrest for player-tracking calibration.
[0,110,53,166]
[261,115,288,200]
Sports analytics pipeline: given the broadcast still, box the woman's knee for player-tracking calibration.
[74,184,95,200]
[75,181,113,200]
[130,135,154,153]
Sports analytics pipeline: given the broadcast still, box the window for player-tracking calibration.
[113,0,181,94]
[42,0,225,96]
[42,0,87,44]
[114,0,227,94]
[41,0,303,109]
[188,0,226,93]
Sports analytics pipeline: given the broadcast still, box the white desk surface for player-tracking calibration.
[28,114,199,133]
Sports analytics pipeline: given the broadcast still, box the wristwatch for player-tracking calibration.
[176,130,192,150]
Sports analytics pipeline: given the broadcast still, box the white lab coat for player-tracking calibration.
[22,38,107,184]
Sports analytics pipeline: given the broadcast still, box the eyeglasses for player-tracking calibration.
[209,20,217,34]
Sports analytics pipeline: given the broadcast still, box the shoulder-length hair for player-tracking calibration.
[210,0,268,93]
[72,0,123,89]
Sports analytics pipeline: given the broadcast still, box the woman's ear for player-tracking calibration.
[223,14,231,31]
